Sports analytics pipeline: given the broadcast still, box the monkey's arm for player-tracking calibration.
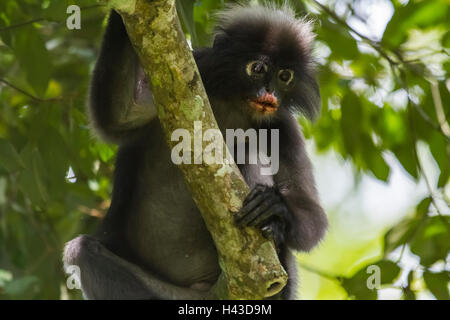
[235,115,327,252]
[90,11,156,143]
[273,116,328,251]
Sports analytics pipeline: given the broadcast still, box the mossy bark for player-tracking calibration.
[109,0,287,299]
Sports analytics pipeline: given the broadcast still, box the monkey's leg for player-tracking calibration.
[63,235,213,300]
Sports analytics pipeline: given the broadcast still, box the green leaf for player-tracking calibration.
[0,1,23,47]
[340,92,362,157]
[0,139,25,172]
[423,271,450,300]
[383,197,431,255]
[392,143,418,180]
[12,25,52,96]
[410,216,450,266]
[319,20,359,60]
[36,125,70,197]
[384,218,415,255]
[443,31,450,49]
[363,142,390,181]
[374,106,407,147]
[416,197,432,217]
[43,0,70,21]
[94,142,116,163]
[341,268,378,300]
[55,211,83,243]
[176,0,197,46]
[3,276,39,297]
[18,145,49,206]
[374,260,401,284]
[192,0,224,47]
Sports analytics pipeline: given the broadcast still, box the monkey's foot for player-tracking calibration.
[235,184,288,247]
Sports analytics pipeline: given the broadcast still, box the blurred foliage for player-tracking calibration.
[0,0,448,299]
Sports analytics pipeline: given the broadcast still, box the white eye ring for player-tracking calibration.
[246,61,268,76]
[278,69,294,85]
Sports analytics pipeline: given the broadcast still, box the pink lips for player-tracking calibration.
[248,92,279,115]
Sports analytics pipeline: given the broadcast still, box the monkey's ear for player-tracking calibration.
[291,73,321,121]
[303,77,321,121]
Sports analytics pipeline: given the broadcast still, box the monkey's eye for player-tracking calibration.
[278,69,294,84]
[246,61,268,77]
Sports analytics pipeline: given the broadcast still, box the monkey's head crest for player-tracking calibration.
[205,2,320,121]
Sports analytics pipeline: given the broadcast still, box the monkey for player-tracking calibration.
[63,3,327,300]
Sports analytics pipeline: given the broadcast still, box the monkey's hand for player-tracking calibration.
[235,184,289,250]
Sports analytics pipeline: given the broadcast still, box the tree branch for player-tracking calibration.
[109,0,287,299]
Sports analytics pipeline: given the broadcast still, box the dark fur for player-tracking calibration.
[64,4,327,300]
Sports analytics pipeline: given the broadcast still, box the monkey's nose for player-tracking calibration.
[265,85,274,94]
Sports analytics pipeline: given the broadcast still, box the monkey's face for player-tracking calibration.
[243,57,296,120]
[202,47,318,123]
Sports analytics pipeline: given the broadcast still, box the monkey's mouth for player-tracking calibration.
[248,93,279,115]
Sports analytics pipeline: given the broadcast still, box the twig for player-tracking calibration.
[0,18,45,32]
[0,78,62,102]
[430,81,450,137]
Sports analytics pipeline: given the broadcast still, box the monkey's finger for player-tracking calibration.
[243,184,267,206]
[237,196,280,227]
[235,193,267,224]
[247,209,274,227]
[250,204,287,228]
[237,189,282,225]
